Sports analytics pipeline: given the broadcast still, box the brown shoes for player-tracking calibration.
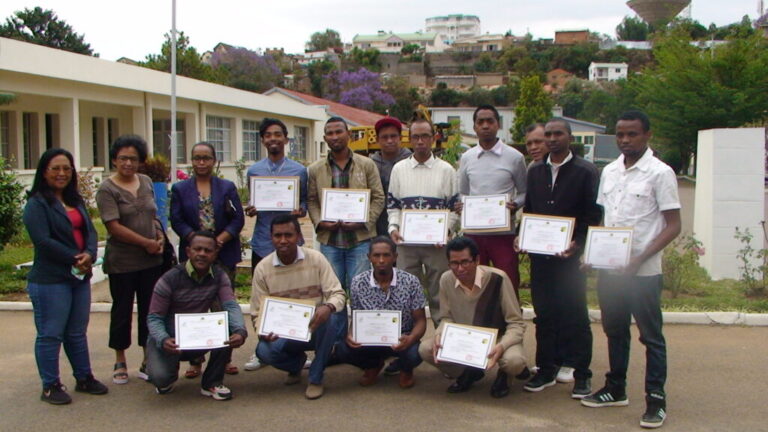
[305,383,324,399]
[399,371,415,389]
[359,365,384,386]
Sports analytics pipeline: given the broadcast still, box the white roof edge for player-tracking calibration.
[0,38,326,121]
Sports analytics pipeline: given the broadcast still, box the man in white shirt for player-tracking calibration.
[581,111,681,430]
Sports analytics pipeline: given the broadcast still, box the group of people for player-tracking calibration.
[24,105,679,429]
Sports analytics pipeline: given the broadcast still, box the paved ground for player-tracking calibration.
[2,310,767,432]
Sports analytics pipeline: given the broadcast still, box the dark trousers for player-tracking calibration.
[108,266,163,350]
[146,337,230,389]
[597,272,666,396]
[530,254,592,380]
[465,234,520,298]
[335,340,422,372]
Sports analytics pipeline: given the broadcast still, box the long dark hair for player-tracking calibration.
[28,148,84,208]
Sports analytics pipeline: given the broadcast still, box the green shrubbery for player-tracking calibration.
[0,157,25,252]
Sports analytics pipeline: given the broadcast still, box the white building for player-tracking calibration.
[0,37,327,184]
[425,14,481,45]
[352,31,448,53]
[588,62,629,82]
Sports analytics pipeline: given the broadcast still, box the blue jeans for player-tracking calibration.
[145,337,230,390]
[256,311,346,384]
[28,280,93,388]
[335,340,422,372]
[597,273,667,396]
[319,241,370,291]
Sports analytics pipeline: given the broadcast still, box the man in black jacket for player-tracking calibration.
[521,118,602,400]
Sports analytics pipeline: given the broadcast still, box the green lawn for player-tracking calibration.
[0,219,107,295]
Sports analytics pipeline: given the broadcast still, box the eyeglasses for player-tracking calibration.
[191,155,215,162]
[47,165,73,173]
[411,133,433,142]
[448,259,475,268]
[116,155,139,163]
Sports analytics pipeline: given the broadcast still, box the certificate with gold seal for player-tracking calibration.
[400,210,450,245]
[321,188,370,223]
[352,310,402,346]
[584,226,634,269]
[258,297,316,342]
[519,213,576,255]
[249,176,300,210]
[436,323,498,369]
[175,312,229,350]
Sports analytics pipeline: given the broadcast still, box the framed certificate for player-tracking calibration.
[461,194,510,233]
[249,176,300,211]
[175,311,229,350]
[352,310,402,346]
[584,226,634,269]
[436,323,498,369]
[518,213,576,255]
[258,297,316,342]
[321,188,370,223]
[400,210,450,245]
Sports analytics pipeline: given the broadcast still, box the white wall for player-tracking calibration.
[694,128,765,280]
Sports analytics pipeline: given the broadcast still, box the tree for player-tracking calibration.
[0,7,93,55]
[383,76,423,121]
[307,59,336,96]
[633,31,768,172]
[323,67,394,112]
[0,157,24,251]
[474,53,496,73]
[512,75,553,143]
[401,43,420,55]
[210,46,283,93]
[708,15,756,40]
[670,18,709,40]
[616,16,653,41]
[306,29,342,52]
[349,47,382,72]
[430,82,462,107]
[142,31,220,82]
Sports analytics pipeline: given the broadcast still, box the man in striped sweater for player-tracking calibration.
[250,214,347,400]
[146,230,248,401]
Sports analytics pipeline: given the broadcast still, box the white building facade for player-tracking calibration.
[0,38,327,184]
[425,14,481,45]
[588,62,629,82]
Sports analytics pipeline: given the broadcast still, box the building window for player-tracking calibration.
[584,135,595,145]
[289,126,308,161]
[153,118,186,164]
[22,112,38,169]
[92,117,103,167]
[615,68,622,73]
[205,116,231,162]
[574,135,583,144]
[242,119,261,161]
[0,111,9,159]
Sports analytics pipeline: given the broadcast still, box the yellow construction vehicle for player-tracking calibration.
[348,105,451,154]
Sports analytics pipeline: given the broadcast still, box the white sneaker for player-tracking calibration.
[556,366,575,383]
[303,358,312,369]
[244,354,262,371]
[201,384,232,401]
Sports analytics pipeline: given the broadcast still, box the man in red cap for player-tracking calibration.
[370,117,411,236]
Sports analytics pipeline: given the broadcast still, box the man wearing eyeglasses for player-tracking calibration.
[419,237,528,398]
[388,117,458,327]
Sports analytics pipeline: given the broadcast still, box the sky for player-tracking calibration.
[1,0,763,61]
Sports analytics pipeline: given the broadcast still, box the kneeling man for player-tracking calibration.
[336,236,427,389]
[419,237,528,398]
[251,215,347,399]
[146,230,247,400]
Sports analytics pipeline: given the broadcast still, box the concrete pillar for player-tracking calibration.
[59,98,81,168]
[693,128,766,280]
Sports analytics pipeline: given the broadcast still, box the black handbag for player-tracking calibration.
[160,227,178,273]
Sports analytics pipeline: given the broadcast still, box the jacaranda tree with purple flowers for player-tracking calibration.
[323,67,395,112]
[210,46,283,93]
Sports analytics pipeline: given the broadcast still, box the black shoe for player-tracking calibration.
[515,367,532,381]
[640,393,667,428]
[571,377,591,399]
[523,371,556,392]
[75,374,109,395]
[490,371,510,398]
[383,359,401,376]
[581,386,629,407]
[447,368,485,393]
[41,382,72,405]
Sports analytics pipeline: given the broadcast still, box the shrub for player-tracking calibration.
[0,157,25,252]
[77,167,100,218]
[734,225,768,297]
[662,233,708,297]
[138,153,170,182]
